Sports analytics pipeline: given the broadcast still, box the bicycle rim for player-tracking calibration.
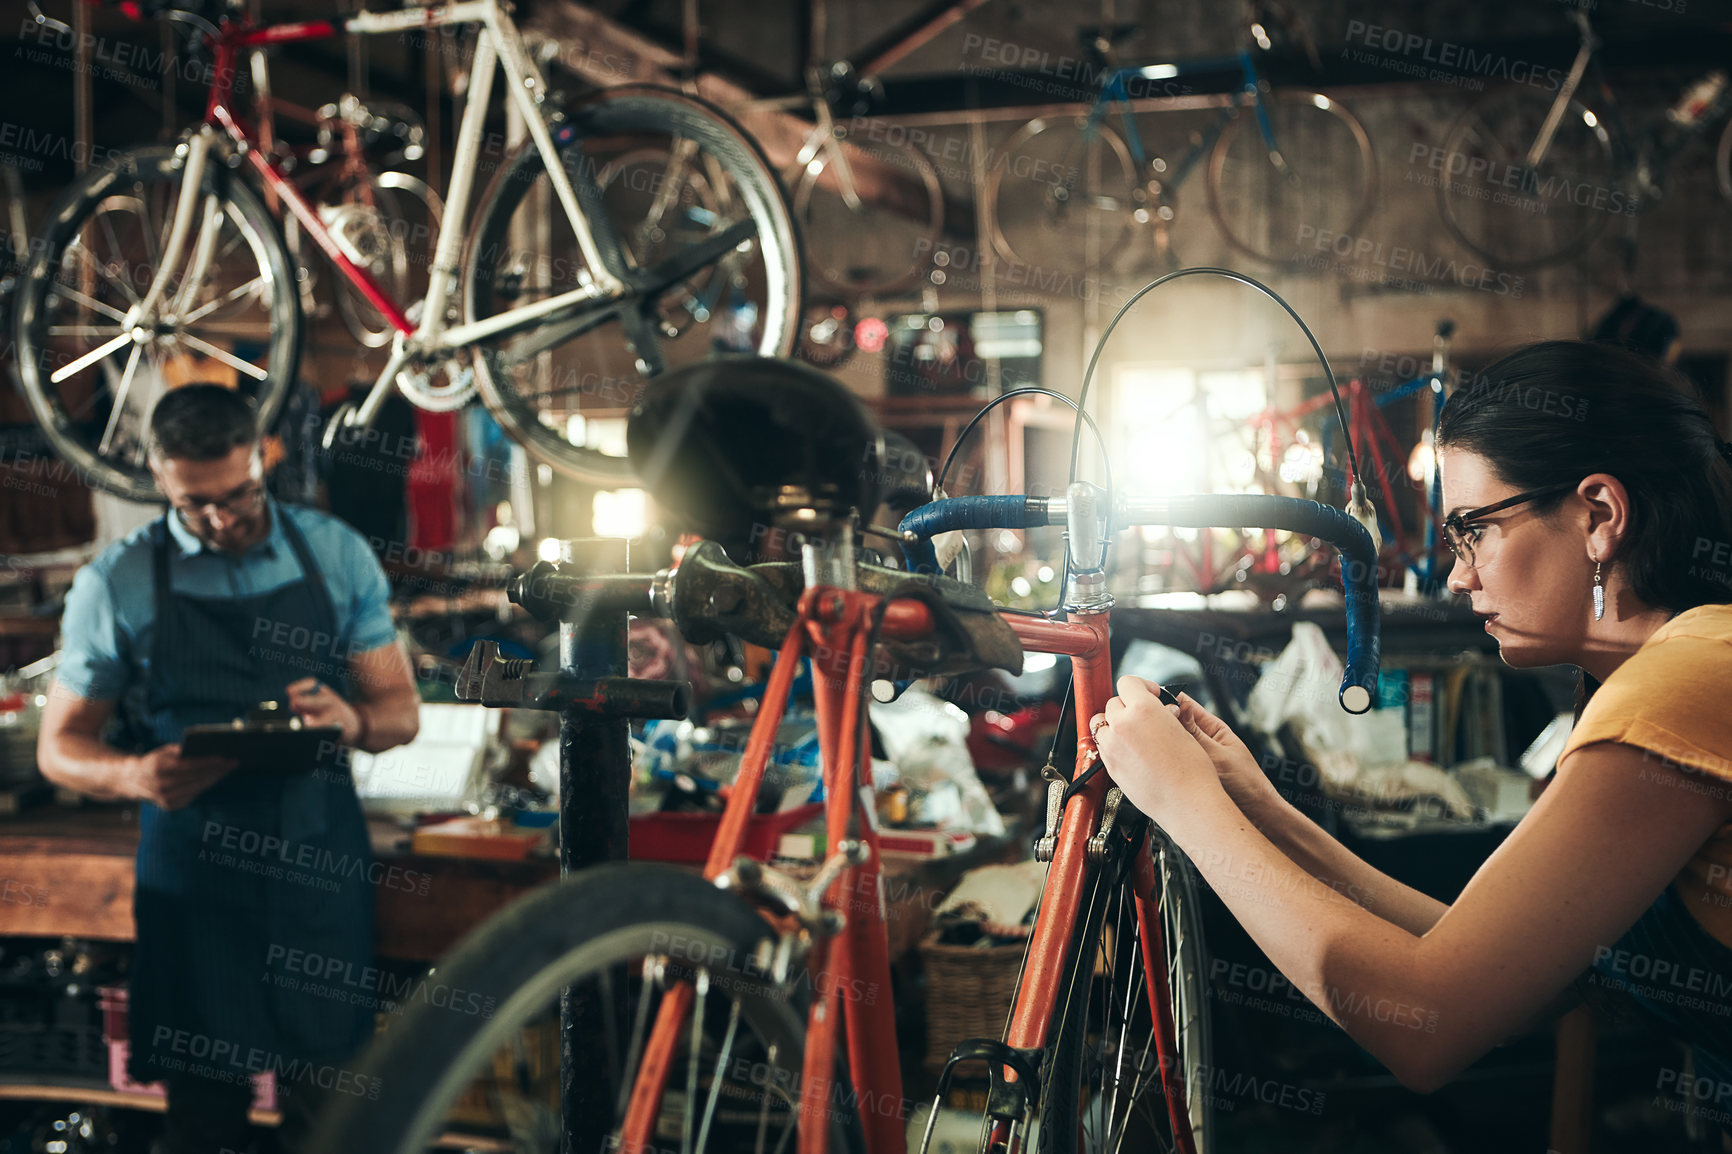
[1435,87,1621,270]
[13,146,299,502]
[466,86,801,486]
[794,133,944,295]
[986,116,1140,274]
[310,864,861,1154]
[1206,91,1377,267]
[1036,834,1212,1154]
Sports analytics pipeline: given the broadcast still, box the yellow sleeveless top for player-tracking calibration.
[1560,603,1732,947]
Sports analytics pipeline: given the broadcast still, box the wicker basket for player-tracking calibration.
[918,932,1026,1073]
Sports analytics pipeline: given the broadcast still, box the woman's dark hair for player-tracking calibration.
[1437,340,1732,712]
[1437,339,1732,615]
[147,384,259,462]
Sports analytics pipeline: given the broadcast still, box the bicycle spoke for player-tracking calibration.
[615,954,659,1119]
[51,331,133,384]
[695,996,742,1154]
[175,332,269,382]
[88,220,144,308]
[682,968,708,1154]
[176,273,268,326]
[98,343,144,457]
[67,244,139,316]
[46,324,126,338]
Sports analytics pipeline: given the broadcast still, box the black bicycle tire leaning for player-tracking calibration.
[1036,838,1213,1154]
[13,145,301,503]
[466,86,802,486]
[308,862,863,1154]
[1433,86,1622,271]
[1205,89,1377,268]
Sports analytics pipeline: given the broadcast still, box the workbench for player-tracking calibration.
[0,807,559,961]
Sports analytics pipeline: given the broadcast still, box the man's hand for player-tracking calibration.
[128,744,236,809]
[286,678,362,745]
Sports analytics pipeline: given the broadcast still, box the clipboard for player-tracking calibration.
[180,721,345,775]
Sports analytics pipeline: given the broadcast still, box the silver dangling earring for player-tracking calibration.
[1592,560,1605,622]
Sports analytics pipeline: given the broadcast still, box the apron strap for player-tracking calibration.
[144,516,174,717]
[277,506,351,695]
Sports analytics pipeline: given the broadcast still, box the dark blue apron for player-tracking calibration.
[125,511,375,1082]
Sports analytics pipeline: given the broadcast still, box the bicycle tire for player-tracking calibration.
[12,145,300,503]
[310,862,863,1154]
[794,130,944,296]
[332,170,444,350]
[466,86,801,486]
[1036,832,1213,1154]
[985,114,1140,273]
[1434,86,1623,271]
[1205,89,1377,267]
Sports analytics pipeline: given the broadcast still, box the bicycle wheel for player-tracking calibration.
[985,115,1140,273]
[1036,829,1212,1154]
[794,129,944,295]
[310,863,862,1154]
[13,145,299,502]
[1434,87,1622,270]
[466,86,801,485]
[1206,90,1376,267]
[330,170,444,349]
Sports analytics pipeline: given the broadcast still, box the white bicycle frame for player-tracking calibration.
[111,0,628,431]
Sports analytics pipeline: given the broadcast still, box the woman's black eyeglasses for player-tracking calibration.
[1442,482,1578,569]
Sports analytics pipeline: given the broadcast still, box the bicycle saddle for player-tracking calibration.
[626,355,885,548]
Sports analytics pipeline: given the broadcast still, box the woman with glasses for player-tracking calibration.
[1092,340,1732,1116]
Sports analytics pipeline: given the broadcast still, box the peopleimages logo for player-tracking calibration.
[1406,143,1641,218]
[1295,224,1526,298]
[1342,21,1566,91]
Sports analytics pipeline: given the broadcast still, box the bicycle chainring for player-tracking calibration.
[396,349,478,412]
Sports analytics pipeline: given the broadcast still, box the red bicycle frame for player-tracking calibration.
[193,13,417,333]
[616,583,1196,1154]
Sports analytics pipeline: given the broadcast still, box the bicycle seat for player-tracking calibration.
[626,355,885,548]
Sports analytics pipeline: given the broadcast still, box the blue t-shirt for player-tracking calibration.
[56,500,398,713]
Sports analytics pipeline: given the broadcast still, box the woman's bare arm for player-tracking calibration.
[1100,680,1732,1092]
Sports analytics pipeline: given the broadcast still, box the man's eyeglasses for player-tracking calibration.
[173,482,265,524]
[1442,482,1577,569]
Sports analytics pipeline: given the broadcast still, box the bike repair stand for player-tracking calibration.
[455,537,690,1154]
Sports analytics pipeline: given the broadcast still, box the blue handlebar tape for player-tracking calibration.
[897,496,1047,573]
[1165,495,1381,713]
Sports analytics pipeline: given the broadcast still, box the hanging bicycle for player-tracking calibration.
[13,0,801,500]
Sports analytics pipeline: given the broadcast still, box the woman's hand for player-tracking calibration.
[1088,676,1229,822]
[1168,690,1289,823]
